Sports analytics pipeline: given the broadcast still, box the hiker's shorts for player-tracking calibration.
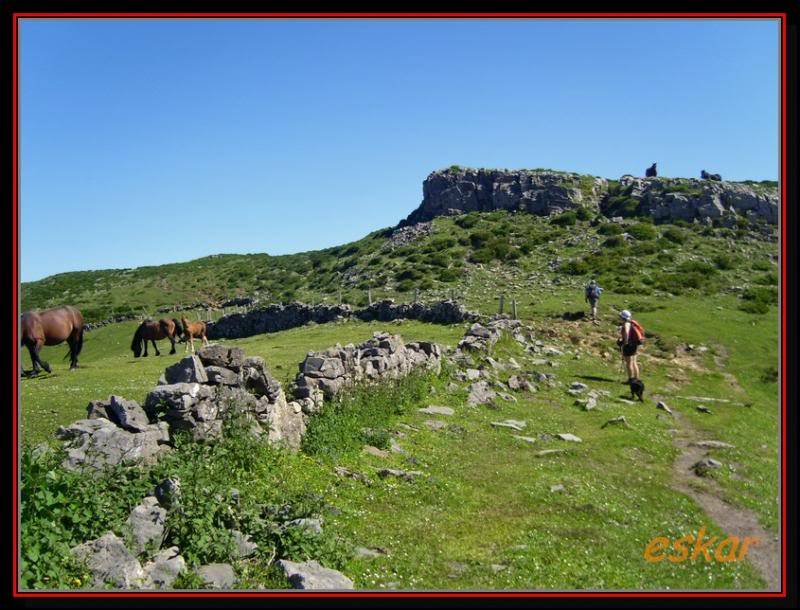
[588,297,598,308]
[622,343,638,357]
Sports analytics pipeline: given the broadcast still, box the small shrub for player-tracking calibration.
[602,236,626,249]
[597,223,623,236]
[551,211,577,227]
[627,223,657,240]
[469,230,493,249]
[560,259,590,275]
[713,254,739,270]
[662,227,687,244]
[575,207,591,221]
[760,366,779,384]
[455,214,479,229]
[632,241,659,256]
[755,271,779,286]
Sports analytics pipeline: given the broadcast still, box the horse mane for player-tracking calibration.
[131,322,144,357]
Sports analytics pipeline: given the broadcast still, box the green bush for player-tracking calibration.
[713,254,739,270]
[739,286,778,314]
[662,227,687,244]
[455,214,479,229]
[575,207,591,221]
[752,259,772,271]
[627,223,657,240]
[551,211,577,227]
[632,241,659,256]
[755,271,779,286]
[602,236,626,249]
[597,223,623,236]
[469,230,493,248]
[560,259,590,275]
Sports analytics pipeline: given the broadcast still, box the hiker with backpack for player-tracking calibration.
[584,279,603,322]
[617,309,644,382]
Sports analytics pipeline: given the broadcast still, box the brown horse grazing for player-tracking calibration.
[131,318,181,358]
[21,305,85,374]
[181,315,209,353]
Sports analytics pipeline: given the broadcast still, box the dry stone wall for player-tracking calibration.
[206,299,477,340]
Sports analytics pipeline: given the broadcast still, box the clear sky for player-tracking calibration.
[20,18,779,281]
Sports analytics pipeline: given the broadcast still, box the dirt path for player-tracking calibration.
[670,411,780,590]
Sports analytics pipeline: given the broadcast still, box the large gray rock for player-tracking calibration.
[277,559,354,590]
[142,547,185,589]
[126,496,166,554]
[467,381,497,406]
[60,419,164,471]
[144,383,214,415]
[154,477,181,509]
[197,345,246,372]
[197,563,236,589]
[164,355,208,384]
[107,396,151,433]
[204,366,240,386]
[71,532,147,588]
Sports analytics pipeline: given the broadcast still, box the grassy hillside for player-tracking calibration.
[19,292,779,590]
[19,208,780,591]
[22,209,778,323]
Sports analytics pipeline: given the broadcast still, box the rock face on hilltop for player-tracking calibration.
[399,167,778,226]
[401,168,607,225]
[612,175,779,225]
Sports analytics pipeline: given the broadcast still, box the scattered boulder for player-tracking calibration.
[197,563,236,589]
[377,468,423,481]
[154,477,181,510]
[690,440,735,449]
[692,458,723,476]
[467,381,496,406]
[277,559,354,590]
[418,405,454,416]
[71,532,147,589]
[511,435,537,444]
[142,547,185,589]
[363,445,390,458]
[491,420,527,432]
[556,433,582,443]
[231,530,258,558]
[125,497,166,554]
[601,416,630,429]
[656,401,673,415]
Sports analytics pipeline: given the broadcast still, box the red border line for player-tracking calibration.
[12,11,788,599]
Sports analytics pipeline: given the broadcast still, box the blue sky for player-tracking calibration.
[20,18,779,281]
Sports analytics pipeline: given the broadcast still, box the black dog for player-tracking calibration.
[624,378,645,402]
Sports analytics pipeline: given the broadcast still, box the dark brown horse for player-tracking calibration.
[21,305,85,374]
[131,318,181,358]
[180,315,209,353]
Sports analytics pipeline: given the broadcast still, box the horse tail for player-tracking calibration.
[131,324,144,357]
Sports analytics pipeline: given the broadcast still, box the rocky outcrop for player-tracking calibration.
[613,175,779,225]
[399,167,778,227]
[207,299,478,340]
[292,331,443,411]
[401,167,607,225]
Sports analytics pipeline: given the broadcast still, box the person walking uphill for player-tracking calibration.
[585,279,603,323]
[618,309,644,382]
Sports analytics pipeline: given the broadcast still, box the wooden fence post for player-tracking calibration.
[368,287,373,306]
[511,299,518,319]
[414,288,420,303]
[498,294,505,314]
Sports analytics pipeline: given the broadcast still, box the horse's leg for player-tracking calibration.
[29,340,50,374]
[169,335,176,355]
[67,336,77,370]
[25,342,40,375]
[202,333,209,347]
[152,339,161,356]
[143,339,149,357]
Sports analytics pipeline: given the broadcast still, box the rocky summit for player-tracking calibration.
[400,166,778,226]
